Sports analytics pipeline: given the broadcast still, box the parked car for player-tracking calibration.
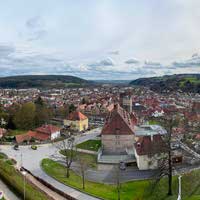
[31,145,37,150]
[13,144,19,150]
[119,161,126,170]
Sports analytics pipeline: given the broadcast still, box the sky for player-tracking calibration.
[0,0,200,80]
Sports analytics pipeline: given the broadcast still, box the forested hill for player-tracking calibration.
[130,74,200,93]
[0,75,91,89]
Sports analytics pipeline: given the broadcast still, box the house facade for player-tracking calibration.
[134,135,167,170]
[64,111,88,132]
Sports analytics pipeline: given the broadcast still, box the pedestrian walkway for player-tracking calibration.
[25,173,66,200]
[0,178,20,200]
[179,141,200,159]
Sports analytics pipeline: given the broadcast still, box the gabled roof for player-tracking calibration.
[16,133,31,144]
[135,135,166,156]
[67,111,88,121]
[36,124,61,135]
[101,104,135,135]
[16,130,50,143]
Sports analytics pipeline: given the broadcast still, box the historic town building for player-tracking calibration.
[99,103,167,170]
[64,111,88,132]
[101,104,136,154]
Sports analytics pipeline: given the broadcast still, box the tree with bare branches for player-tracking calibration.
[153,113,180,196]
[57,137,75,178]
[76,154,91,190]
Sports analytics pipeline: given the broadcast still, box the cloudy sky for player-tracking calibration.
[0,0,200,80]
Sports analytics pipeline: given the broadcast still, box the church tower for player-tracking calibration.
[120,92,133,113]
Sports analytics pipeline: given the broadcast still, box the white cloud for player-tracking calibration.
[125,58,139,64]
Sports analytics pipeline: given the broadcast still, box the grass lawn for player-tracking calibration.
[0,159,49,200]
[41,158,200,200]
[7,129,27,136]
[60,149,97,168]
[148,120,160,125]
[76,140,101,152]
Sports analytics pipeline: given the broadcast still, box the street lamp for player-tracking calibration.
[22,171,27,200]
[177,175,182,200]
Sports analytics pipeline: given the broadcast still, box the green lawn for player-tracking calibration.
[60,149,97,168]
[0,159,49,200]
[7,129,27,136]
[41,158,200,200]
[148,120,160,125]
[76,140,101,152]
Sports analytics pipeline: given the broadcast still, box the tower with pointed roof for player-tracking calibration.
[101,104,136,154]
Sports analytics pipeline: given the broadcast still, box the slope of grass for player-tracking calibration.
[0,159,49,200]
[41,158,200,200]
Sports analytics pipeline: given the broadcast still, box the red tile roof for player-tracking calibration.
[67,111,88,121]
[16,130,50,143]
[36,124,61,135]
[101,104,135,135]
[135,135,166,156]
[27,130,49,141]
[16,133,31,144]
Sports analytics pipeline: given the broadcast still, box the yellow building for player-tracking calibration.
[64,111,88,132]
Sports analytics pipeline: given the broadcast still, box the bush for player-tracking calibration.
[0,153,8,160]
[5,159,17,165]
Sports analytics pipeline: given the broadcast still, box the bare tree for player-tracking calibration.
[56,137,75,178]
[153,113,180,196]
[76,154,91,190]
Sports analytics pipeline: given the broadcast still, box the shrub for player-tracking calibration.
[0,153,8,160]
[5,159,17,165]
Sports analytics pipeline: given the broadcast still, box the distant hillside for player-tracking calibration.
[0,75,91,89]
[130,74,200,93]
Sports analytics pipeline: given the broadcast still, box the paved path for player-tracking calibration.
[26,173,66,200]
[0,178,20,200]
[0,128,101,200]
[179,141,200,159]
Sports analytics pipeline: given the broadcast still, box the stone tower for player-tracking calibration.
[120,92,133,113]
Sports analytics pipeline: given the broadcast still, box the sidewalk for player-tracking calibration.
[25,173,66,200]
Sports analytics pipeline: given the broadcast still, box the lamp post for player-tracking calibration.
[177,175,182,200]
[22,171,27,200]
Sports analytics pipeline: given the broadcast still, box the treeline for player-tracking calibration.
[0,97,76,130]
[0,75,89,89]
[130,74,200,93]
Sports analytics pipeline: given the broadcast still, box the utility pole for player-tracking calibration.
[177,175,182,200]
